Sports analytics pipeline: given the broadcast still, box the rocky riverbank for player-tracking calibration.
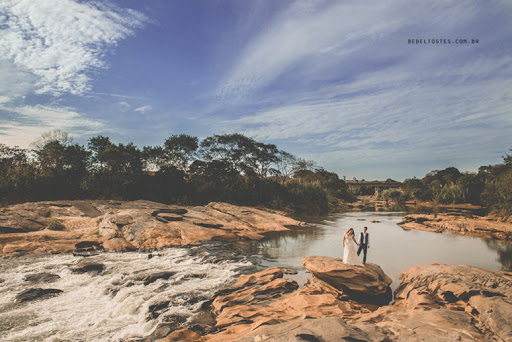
[162,257,512,341]
[0,200,305,257]
[399,213,512,240]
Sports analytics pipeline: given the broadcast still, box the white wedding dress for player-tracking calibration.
[343,236,362,266]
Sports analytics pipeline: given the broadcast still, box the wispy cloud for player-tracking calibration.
[214,0,512,178]
[134,105,152,114]
[0,104,105,147]
[0,0,147,97]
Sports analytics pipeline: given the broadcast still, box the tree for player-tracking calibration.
[162,134,198,170]
[88,135,113,171]
[481,167,512,216]
[0,144,28,178]
[0,144,35,203]
[275,150,297,184]
[292,158,316,175]
[30,129,73,150]
[87,136,144,198]
[503,147,512,166]
[199,133,279,179]
[424,167,462,187]
[456,173,484,204]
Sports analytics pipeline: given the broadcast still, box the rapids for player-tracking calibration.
[0,245,257,341]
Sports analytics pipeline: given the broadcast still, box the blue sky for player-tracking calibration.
[1,0,511,180]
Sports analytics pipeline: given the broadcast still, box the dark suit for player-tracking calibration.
[357,232,369,263]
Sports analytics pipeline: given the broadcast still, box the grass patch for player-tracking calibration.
[47,219,65,231]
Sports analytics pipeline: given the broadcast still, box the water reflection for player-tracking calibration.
[246,212,512,290]
[485,240,512,270]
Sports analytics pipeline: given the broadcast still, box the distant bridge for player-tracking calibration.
[345,180,403,198]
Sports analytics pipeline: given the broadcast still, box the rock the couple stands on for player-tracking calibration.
[342,227,369,266]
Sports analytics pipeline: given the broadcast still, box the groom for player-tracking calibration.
[357,226,369,264]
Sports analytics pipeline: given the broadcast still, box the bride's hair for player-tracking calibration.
[347,228,354,235]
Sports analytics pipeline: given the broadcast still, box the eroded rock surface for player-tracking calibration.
[0,200,305,256]
[400,213,512,240]
[187,260,512,342]
[204,261,381,341]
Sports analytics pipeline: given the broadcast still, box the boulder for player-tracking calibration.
[112,214,133,226]
[155,213,183,223]
[98,213,120,240]
[23,272,61,283]
[302,255,392,304]
[16,288,63,302]
[74,240,103,251]
[102,237,136,252]
[151,208,188,216]
[136,271,176,286]
[71,262,105,274]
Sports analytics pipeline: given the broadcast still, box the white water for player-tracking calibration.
[0,246,255,342]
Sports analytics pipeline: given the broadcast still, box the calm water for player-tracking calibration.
[245,211,512,290]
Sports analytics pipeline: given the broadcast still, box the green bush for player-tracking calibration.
[47,219,65,231]
[283,182,328,214]
[481,167,512,217]
[382,189,409,204]
[436,186,466,204]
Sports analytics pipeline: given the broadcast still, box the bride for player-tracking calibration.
[342,228,362,266]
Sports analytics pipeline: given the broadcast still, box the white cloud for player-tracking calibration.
[134,105,152,114]
[0,0,147,97]
[0,104,105,147]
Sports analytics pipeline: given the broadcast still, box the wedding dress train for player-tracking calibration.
[343,238,362,266]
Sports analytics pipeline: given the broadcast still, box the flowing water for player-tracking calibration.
[1,211,511,341]
[0,245,258,342]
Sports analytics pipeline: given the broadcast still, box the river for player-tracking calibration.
[1,211,511,341]
[245,211,512,290]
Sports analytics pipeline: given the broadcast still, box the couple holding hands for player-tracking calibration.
[342,226,369,266]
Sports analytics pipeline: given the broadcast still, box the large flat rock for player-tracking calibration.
[399,213,512,240]
[302,255,392,303]
[0,200,306,256]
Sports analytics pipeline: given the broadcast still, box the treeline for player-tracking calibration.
[382,149,512,217]
[0,131,353,214]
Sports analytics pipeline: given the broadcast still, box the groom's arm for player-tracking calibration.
[367,234,370,248]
